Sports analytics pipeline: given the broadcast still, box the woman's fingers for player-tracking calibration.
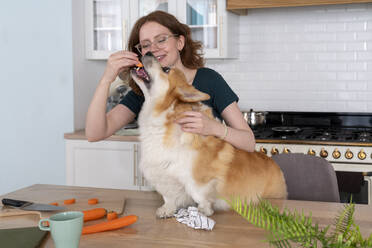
[110,50,139,61]
[176,117,199,124]
[179,111,202,118]
[180,122,202,129]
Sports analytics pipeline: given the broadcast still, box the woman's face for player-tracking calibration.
[138,21,184,68]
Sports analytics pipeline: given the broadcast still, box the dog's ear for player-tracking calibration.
[177,85,210,102]
[169,68,210,103]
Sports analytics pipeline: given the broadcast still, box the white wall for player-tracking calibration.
[0,1,74,195]
[207,3,372,112]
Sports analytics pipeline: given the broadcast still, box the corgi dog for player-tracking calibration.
[131,52,287,218]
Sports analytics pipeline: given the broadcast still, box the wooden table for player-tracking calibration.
[1,184,372,247]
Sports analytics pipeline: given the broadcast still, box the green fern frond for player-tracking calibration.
[224,196,372,248]
[331,202,355,243]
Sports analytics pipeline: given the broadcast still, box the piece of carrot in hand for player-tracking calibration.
[106,211,118,221]
[83,208,107,222]
[88,198,99,205]
[42,220,50,227]
[82,215,138,235]
[49,202,59,206]
[135,62,143,68]
[63,198,76,205]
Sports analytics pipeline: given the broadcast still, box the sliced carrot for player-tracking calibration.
[82,215,138,235]
[106,211,118,221]
[135,62,143,68]
[88,198,99,205]
[83,208,107,222]
[49,202,59,206]
[63,198,76,205]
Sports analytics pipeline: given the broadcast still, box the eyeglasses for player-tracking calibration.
[134,34,179,54]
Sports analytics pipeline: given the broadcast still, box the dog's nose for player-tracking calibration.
[145,51,154,57]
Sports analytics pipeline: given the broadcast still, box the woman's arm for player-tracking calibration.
[85,51,139,142]
[219,102,256,152]
[176,102,256,152]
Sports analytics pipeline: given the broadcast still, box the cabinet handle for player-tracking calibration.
[122,20,127,50]
[133,144,138,186]
[219,16,223,56]
[141,175,145,187]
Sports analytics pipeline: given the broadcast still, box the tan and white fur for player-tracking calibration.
[131,53,287,218]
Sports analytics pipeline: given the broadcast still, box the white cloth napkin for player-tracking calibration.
[174,206,215,230]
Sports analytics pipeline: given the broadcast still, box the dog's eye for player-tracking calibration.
[162,67,170,73]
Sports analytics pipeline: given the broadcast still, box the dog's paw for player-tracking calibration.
[156,205,176,218]
[198,205,214,217]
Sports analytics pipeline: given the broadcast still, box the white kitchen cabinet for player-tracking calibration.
[85,0,130,59]
[65,139,153,191]
[175,0,239,58]
[85,0,238,59]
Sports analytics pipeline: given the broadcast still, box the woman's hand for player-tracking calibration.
[101,51,140,84]
[176,111,223,137]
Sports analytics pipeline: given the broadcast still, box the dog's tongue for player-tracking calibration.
[135,67,150,82]
[136,67,147,78]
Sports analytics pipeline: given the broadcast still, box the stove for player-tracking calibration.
[251,111,372,204]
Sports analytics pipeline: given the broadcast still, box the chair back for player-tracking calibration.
[272,153,340,202]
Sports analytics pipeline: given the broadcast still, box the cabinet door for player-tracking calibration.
[177,0,238,58]
[85,0,130,59]
[128,0,175,31]
[66,140,140,190]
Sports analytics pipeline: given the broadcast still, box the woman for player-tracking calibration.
[86,11,255,152]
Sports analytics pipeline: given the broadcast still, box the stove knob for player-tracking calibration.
[320,148,328,158]
[345,149,353,159]
[358,149,366,160]
[307,149,316,156]
[260,146,267,155]
[271,147,279,155]
[332,149,341,159]
[283,148,291,154]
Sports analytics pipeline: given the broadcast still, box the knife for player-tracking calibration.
[2,198,66,211]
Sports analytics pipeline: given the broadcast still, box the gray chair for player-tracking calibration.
[272,153,340,203]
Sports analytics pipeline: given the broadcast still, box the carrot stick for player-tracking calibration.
[82,215,138,235]
[83,208,107,222]
[63,198,76,205]
[136,62,143,68]
[88,198,99,205]
[106,211,118,221]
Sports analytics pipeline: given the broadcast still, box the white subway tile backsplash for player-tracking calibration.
[357,72,372,80]
[336,72,356,80]
[347,62,367,71]
[357,51,372,60]
[347,82,367,91]
[345,42,367,51]
[211,3,372,112]
[327,63,347,71]
[335,52,356,61]
[346,22,367,31]
[326,23,346,32]
[346,101,367,112]
[356,32,372,40]
[335,32,356,41]
[317,52,337,61]
[326,43,345,51]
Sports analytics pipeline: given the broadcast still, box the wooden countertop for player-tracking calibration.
[1,184,372,247]
[64,130,139,142]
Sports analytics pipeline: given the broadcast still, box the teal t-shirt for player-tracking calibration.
[119,67,239,120]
